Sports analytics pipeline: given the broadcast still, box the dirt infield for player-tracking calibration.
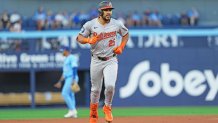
[1,115,218,123]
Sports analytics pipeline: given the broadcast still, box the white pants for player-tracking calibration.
[90,56,118,106]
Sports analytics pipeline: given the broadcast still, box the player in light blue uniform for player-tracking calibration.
[54,46,79,118]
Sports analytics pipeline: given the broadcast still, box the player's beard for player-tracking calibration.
[102,13,111,23]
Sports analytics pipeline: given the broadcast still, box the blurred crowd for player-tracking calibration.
[0,6,199,32]
[0,6,200,52]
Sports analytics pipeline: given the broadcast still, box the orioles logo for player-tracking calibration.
[93,31,116,40]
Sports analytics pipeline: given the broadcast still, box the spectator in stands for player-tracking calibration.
[9,11,22,32]
[131,11,141,26]
[9,12,22,52]
[180,12,189,26]
[125,13,134,27]
[71,11,81,28]
[45,10,55,29]
[187,7,199,26]
[54,11,65,29]
[53,11,71,29]
[34,6,46,30]
[79,11,90,27]
[116,12,126,26]
[88,7,98,19]
[142,9,151,26]
[62,11,71,28]
[0,11,10,30]
[0,7,202,30]
[148,10,162,27]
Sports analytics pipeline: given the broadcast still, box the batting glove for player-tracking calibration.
[84,35,99,44]
[113,46,123,54]
[113,41,127,54]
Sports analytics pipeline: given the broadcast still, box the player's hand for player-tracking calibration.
[113,46,123,55]
[84,35,100,44]
[54,82,61,89]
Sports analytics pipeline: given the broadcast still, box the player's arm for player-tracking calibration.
[76,34,96,44]
[71,67,80,93]
[113,33,129,54]
[77,34,88,44]
[120,33,129,49]
[77,34,100,44]
[70,56,79,82]
[72,67,78,81]
[76,21,99,44]
[54,74,64,88]
[114,20,129,55]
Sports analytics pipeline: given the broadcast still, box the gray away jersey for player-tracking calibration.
[79,18,128,57]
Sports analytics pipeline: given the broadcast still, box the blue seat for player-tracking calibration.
[27,18,37,28]
[162,15,171,26]
[171,15,180,25]
[21,18,28,29]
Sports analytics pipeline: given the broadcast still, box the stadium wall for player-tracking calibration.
[0,28,218,107]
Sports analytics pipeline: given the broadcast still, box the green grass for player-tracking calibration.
[1,106,218,120]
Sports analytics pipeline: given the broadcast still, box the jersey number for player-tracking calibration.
[109,39,115,47]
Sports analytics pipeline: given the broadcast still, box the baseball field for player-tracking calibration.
[1,106,218,123]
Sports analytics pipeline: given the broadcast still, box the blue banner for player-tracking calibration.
[114,48,218,106]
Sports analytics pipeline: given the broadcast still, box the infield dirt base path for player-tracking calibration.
[1,115,218,123]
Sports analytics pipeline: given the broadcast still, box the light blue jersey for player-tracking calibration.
[63,54,78,79]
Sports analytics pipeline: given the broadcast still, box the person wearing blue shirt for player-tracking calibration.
[54,46,79,118]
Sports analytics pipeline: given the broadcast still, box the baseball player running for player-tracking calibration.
[76,1,129,123]
[54,46,79,118]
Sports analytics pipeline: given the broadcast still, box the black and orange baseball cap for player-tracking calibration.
[98,1,114,10]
